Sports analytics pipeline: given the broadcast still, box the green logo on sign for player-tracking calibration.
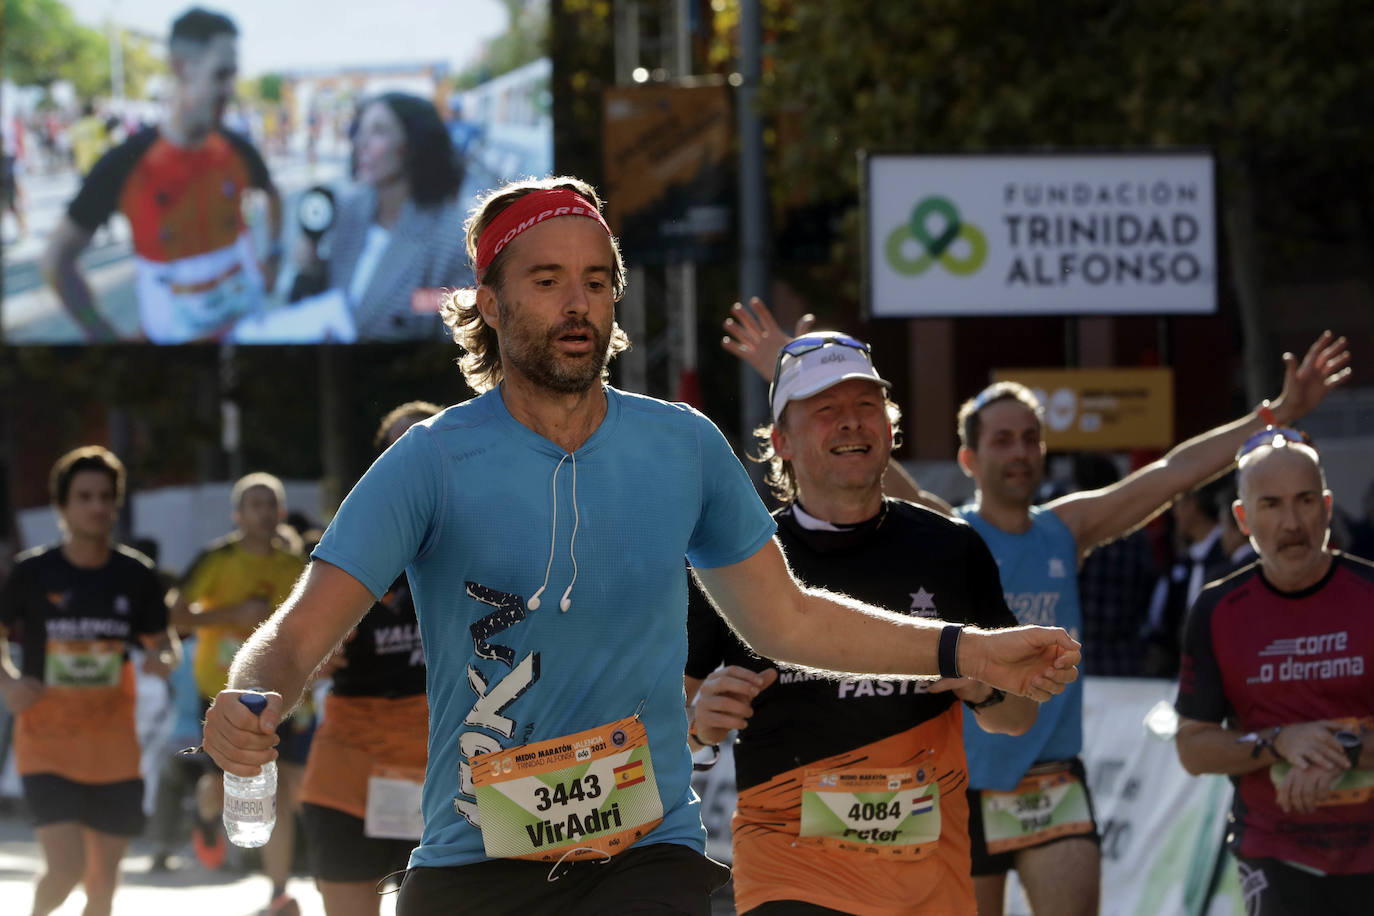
[885,196,987,276]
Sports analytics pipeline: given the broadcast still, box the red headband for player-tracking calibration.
[474,189,612,276]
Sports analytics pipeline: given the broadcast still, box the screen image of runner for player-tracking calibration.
[0,0,552,345]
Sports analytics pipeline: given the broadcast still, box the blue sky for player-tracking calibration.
[65,0,513,76]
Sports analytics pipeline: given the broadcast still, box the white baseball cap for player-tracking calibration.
[769,332,891,424]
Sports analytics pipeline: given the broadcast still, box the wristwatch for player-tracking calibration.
[1238,725,1282,760]
[1335,730,1363,768]
[965,687,1006,711]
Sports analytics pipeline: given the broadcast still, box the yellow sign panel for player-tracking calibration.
[990,368,1174,450]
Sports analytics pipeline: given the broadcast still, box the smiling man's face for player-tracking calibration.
[774,378,892,504]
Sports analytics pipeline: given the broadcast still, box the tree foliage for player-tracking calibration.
[453,0,551,89]
[3,0,166,101]
[756,0,1373,273]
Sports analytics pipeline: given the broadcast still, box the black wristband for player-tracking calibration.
[938,624,963,679]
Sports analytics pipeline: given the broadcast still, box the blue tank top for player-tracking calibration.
[957,505,1084,791]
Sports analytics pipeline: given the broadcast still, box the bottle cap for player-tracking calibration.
[238,692,268,716]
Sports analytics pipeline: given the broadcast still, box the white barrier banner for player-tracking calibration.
[865,153,1217,317]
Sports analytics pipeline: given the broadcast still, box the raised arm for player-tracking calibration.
[692,538,1079,701]
[721,296,814,380]
[200,559,376,776]
[1050,330,1351,554]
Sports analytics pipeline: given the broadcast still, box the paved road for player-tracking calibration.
[0,804,389,916]
[0,806,738,915]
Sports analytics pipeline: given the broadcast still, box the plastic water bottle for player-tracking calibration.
[222,692,277,848]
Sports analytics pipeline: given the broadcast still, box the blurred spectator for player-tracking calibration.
[1074,455,1157,677]
[1143,475,1233,678]
[68,102,111,178]
[1,126,26,241]
[146,634,202,872]
[1350,481,1374,561]
[1216,478,1258,572]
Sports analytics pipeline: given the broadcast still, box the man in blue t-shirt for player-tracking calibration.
[720,299,1352,916]
[951,367,1345,916]
[201,177,1082,915]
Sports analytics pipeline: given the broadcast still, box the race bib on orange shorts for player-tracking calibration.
[471,716,663,863]
[980,761,1094,854]
[798,754,941,860]
[364,764,425,840]
[45,639,124,688]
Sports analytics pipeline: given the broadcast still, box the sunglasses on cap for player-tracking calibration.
[1235,426,1315,462]
[770,333,872,387]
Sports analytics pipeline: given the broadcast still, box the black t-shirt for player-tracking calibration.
[0,543,168,679]
[331,574,426,698]
[686,498,1016,790]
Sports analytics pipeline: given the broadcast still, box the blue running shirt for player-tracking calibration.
[957,505,1084,791]
[313,386,777,868]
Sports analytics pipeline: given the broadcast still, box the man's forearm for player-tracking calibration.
[225,613,318,715]
[1176,722,1277,776]
[46,260,117,341]
[752,589,943,676]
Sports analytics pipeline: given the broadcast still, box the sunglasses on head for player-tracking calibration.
[770,334,871,385]
[1235,426,1314,462]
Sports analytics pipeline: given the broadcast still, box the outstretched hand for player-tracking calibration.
[1272,330,1351,423]
[721,297,814,382]
[959,626,1080,702]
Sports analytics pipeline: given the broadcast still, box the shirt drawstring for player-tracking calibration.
[527,452,579,613]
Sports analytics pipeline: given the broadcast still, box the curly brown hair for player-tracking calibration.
[440,176,631,393]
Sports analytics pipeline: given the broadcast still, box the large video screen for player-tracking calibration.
[1,0,552,344]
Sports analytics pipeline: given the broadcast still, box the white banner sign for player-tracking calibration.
[865,153,1217,317]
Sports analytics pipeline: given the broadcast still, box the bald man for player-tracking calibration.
[1174,431,1374,916]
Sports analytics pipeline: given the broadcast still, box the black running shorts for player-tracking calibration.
[22,773,146,836]
[395,842,729,915]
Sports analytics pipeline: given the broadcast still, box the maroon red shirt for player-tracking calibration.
[1175,553,1374,874]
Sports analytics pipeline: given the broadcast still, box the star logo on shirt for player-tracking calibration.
[113,595,130,616]
[910,587,937,616]
[1048,558,1067,578]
